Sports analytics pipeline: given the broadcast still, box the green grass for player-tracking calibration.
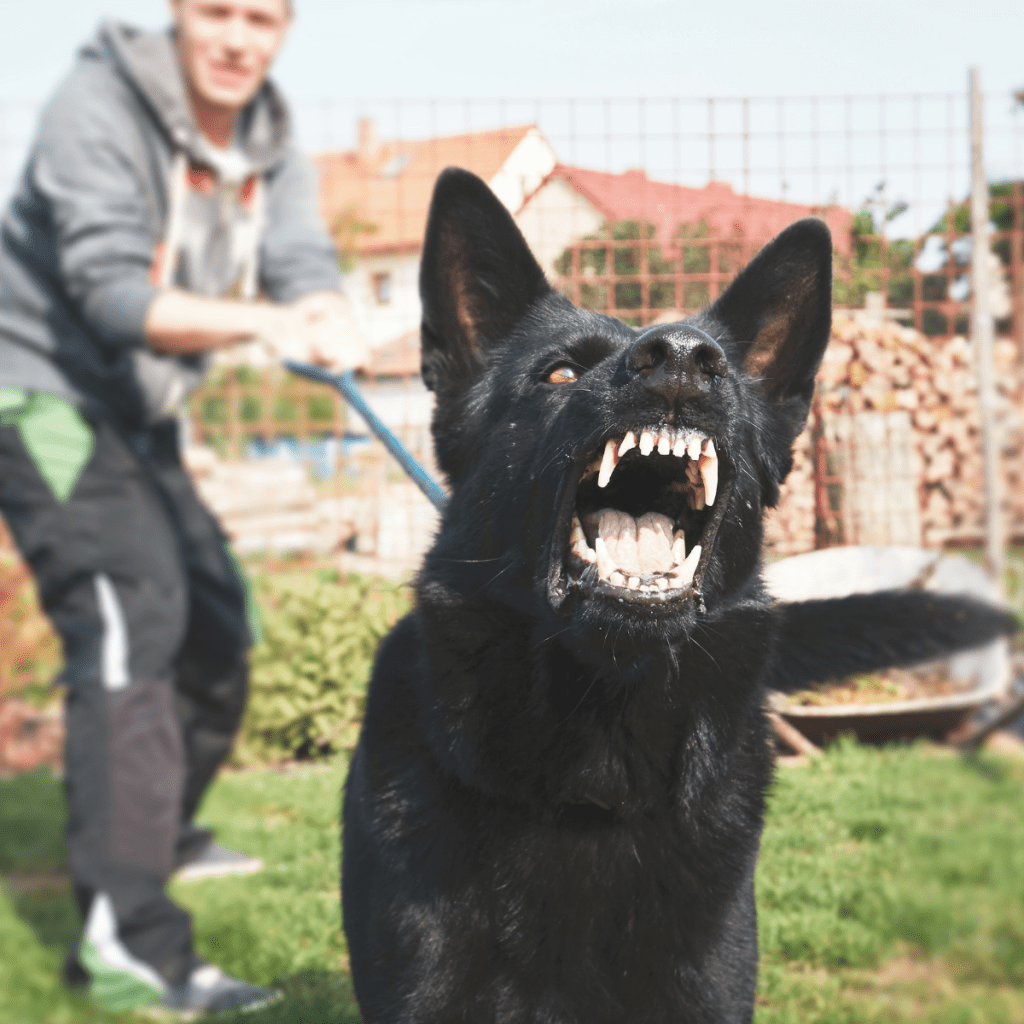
[2,742,1023,1023]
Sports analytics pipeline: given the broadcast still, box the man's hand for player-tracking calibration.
[145,289,371,373]
[269,292,371,371]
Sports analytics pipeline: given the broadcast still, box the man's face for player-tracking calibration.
[173,0,291,111]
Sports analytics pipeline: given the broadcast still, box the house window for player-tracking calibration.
[372,272,392,305]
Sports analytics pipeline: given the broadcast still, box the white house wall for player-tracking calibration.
[346,379,434,432]
[488,127,558,215]
[515,176,604,277]
[343,252,423,348]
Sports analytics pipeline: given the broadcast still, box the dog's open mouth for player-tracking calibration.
[556,426,728,606]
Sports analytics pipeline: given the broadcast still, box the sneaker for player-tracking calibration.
[162,962,281,1015]
[174,824,217,868]
[174,842,263,881]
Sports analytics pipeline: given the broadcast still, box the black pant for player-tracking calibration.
[0,412,251,986]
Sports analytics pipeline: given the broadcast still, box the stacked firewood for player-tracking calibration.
[765,315,1024,555]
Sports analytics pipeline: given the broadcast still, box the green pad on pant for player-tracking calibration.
[0,391,95,503]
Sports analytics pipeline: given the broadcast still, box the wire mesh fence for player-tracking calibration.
[1,90,1022,563]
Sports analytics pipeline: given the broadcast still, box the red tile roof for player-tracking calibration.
[543,165,853,255]
[313,124,536,255]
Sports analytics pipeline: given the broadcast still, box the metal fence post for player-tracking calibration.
[969,67,1005,592]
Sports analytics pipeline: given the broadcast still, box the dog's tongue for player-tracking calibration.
[594,509,674,577]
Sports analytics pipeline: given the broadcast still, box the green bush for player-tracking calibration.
[239,573,411,762]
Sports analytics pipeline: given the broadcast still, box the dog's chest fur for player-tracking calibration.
[350,605,774,1021]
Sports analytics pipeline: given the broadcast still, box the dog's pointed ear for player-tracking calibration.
[419,168,551,391]
[709,218,832,429]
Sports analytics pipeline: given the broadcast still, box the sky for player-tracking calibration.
[0,0,1022,228]
[0,0,1021,105]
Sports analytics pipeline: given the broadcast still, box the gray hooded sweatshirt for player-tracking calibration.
[0,21,340,426]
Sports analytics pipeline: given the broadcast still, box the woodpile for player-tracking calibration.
[182,446,440,564]
[765,314,1024,555]
[184,447,329,554]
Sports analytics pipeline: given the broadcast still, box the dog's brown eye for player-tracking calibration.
[547,365,579,384]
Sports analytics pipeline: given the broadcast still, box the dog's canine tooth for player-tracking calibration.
[609,570,626,587]
[687,434,702,461]
[639,430,655,456]
[672,434,687,458]
[671,531,685,566]
[699,440,718,506]
[595,535,614,579]
[597,438,618,488]
[618,431,637,457]
[677,544,702,586]
[657,433,671,456]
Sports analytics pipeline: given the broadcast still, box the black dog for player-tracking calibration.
[342,168,1015,1023]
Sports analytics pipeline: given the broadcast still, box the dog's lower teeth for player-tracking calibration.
[610,571,626,587]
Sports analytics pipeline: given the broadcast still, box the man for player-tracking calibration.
[0,1,363,1014]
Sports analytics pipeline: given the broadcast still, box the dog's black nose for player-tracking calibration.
[628,326,728,404]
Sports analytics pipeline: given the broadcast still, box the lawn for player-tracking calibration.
[2,740,1023,1023]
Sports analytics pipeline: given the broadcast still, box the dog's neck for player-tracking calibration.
[415,577,779,816]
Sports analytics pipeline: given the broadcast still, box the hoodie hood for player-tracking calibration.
[87,20,292,175]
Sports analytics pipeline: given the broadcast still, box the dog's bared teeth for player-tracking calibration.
[672,433,687,458]
[699,439,718,506]
[678,543,702,586]
[618,431,637,457]
[639,430,655,456]
[687,434,703,461]
[597,438,619,489]
[657,433,671,456]
[628,575,640,590]
[570,515,598,564]
[610,570,626,587]
[672,530,685,566]
[656,576,669,592]
[595,535,614,580]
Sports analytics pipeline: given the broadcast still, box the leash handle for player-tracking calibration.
[283,360,449,513]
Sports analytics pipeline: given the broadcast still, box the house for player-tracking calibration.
[311,128,855,444]
[514,164,854,278]
[313,120,558,349]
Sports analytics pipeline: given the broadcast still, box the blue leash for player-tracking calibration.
[284,360,449,513]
